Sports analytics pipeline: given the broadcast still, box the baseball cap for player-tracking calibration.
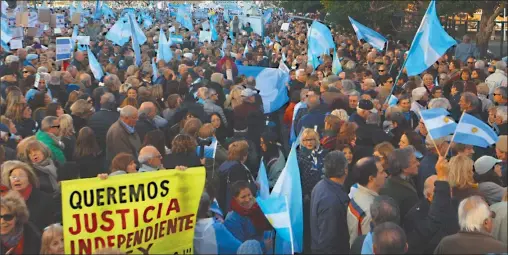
[474,156,502,175]
[357,99,373,112]
[241,88,256,98]
[496,135,507,153]
[26,54,38,61]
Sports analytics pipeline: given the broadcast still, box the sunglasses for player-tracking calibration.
[467,62,474,64]
[22,70,30,73]
[51,125,60,128]
[378,69,385,72]
[0,214,15,221]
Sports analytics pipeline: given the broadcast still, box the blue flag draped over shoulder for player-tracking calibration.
[237,66,289,113]
[348,16,387,51]
[404,0,456,76]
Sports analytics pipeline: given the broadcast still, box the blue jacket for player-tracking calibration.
[224,211,264,244]
[296,105,328,135]
[417,153,438,198]
[194,218,242,254]
[310,178,350,254]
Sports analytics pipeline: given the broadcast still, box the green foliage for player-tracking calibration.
[276,1,324,14]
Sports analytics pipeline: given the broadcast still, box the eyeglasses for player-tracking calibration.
[0,214,15,221]
[467,62,474,64]
[378,69,385,72]
[387,80,394,83]
[303,138,316,142]
[51,125,60,128]
[493,93,501,96]
[22,70,29,73]
[9,175,27,180]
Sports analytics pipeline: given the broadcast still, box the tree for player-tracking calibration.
[436,1,505,58]
[275,1,324,14]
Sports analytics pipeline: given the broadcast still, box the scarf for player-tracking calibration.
[0,224,23,251]
[230,199,271,233]
[33,158,58,192]
[19,184,32,201]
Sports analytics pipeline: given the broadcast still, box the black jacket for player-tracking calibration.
[0,223,41,255]
[379,175,419,219]
[404,181,459,254]
[14,118,37,139]
[135,114,158,142]
[71,115,88,133]
[356,124,391,147]
[163,152,201,169]
[88,109,120,152]
[206,81,226,108]
[26,187,58,231]
[61,135,76,162]
[75,152,106,178]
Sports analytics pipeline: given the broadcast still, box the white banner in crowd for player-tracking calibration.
[239,15,263,36]
[76,36,90,45]
[281,23,290,31]
[199,31,212,42]
[9,39,22,50]
[28,12,38,27]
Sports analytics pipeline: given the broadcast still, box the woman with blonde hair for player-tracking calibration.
[58,114,75,161]
[225,87,243,109]
[1,160,57,231]
[39,223,64,254]
[120,97,138,108]
[0,190,41,253]
[70,99,92,133]
[448,155,482,202]
[64,90,83,113]
[298,128,327,201]
[6,89,26,110]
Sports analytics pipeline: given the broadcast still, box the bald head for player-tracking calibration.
[138,145,162,168]
[139,101,156,119]
[424,175,438,201]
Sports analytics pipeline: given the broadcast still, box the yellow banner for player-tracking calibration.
[61,167,206,254]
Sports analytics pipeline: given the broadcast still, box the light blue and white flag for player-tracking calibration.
[71,25,79,50]
[93,0,101,20]
[419,108,457,140]
[127,15,142,66]
[332,49,342,75]
[264,36,271,46]
[177,6,194,31]
[348,16,387,51]
[256,160,269,199]
[281,52,287,62]
[157,28,173,63]
[263,8,273,25]
[101,4,115,19]
[170,34,183,45]
[243,42,249,58]
[210,20,218,41]
[152,58,158,83]
[453,112,498,148]
[388,95,398,106]
[237,66,290,113]
[404,0,456,76]
[257,195,293,251]
[223,9,230,22]
[195,137,218,159]
[87,46,104,81]
[308,21,335,69]
[106,14,147,46]
[270,143,303,253]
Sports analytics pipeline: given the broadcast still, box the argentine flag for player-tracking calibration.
[243,42,249,58]
[332,49,342,75]
[257,195,293,252]
[237,66,289,114]
[419,108,457,139]
[308,21,335,69]
[157,28,173,63]
[256,160,269,199]
[87,46,104,81]
[348,17,387,51]
[128,14,142,66]
[152,58,158,83]
[404,0,456,76]
[453,113,498,148]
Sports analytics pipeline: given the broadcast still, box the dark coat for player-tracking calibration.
[405,181,459,254]
[356,124,391,147]
[217,160,257,213]
[75,152,106,178]
[105,120,141,169]
[135,115,158,142]
[88,109,120,152]
[31,160,60,195]
[14,118,37,139]
[417,153,439,198]
[434,231,507,254]
[310,178,350,254]
[26,187,58,231]
[71,114,88,133]
[61,135,76,162]
[349,112,367,128]
[163,151,201,169]
[296,105,328,135]
[379,175,419,219]
[0,223,41,255]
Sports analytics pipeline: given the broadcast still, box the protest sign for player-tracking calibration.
[61,167,206,254]
[38,8,51,23]
[199,31,212,42]
[202,21,210,30]
[7,13,16,28]
[28,12,38,28]
[281,23,290,31]
[16,12,29,27]
[239,15,263,36]
[9,39,23,50]
[55,37,72,61]
[76,36,90,45]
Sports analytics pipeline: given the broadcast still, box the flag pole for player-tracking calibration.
[444,111,466,157]
[419,111,442,158]
[383,54,409,105]
[284,194,295,255]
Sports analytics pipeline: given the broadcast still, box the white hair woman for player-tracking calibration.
[0,190,41,253]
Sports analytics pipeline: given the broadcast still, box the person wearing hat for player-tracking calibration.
[474,156,507,204]
[24,54,39,68]
[233,88,264,151]
[410,87,428,117]
[496,135,507,185]
[349,99,373,128]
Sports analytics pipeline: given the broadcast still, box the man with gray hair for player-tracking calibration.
[138,145,163,172]
[428,98,452,110]
[380,146,420,218]
[78,73,93,95]
[486,60,507,94]
[135,101,158,142]
[106,105,141,168]
[88,92,120,152]
[490,105,507,135]
[310,151,350,254]
[203,88,228,127]
[373,222,408,254]
[493,86,507,106]
[36,116,66,164]
[459,92,482,120]
[434,196,507,254]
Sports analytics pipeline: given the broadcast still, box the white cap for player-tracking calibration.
[474,156,502,175]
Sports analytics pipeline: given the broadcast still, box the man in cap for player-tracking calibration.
[350,99,373,127]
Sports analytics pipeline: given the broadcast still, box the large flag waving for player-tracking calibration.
[256,160,269,199]
[308,21,335,69]
[453,112,498,148]
[404,0,456,76]
[128,14,142,66]
[157,28,173,63]
[348,17,387,51]
[332,49,343,75]
[87,46,104,81]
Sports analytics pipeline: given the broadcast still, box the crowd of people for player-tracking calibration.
[0,2,507,254]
